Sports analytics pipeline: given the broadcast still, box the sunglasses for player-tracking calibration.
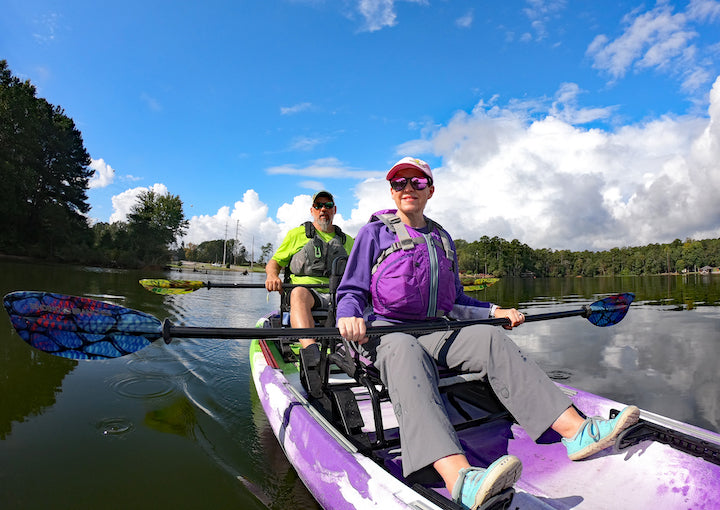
[390,176,432,192]
[312,201,334,210]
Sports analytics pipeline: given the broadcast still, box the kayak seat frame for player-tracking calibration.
[318,335,515,458]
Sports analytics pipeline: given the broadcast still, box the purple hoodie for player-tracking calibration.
[336,211,494,323]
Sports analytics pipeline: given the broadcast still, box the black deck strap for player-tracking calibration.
[299,344,324,399]
[436,329,461,368]
[613,415,720,466]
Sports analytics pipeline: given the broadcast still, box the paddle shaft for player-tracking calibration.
[162,306,590,341]
[206,282,328,289]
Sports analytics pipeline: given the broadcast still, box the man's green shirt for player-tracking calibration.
[271,225,354,287]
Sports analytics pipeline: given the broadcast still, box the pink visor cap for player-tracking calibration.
[386,157,434,181]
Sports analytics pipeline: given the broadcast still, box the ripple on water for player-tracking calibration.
[96,417,135,437]
[547,369,573,381]
[125,354,192,378]
[109,374,177,399]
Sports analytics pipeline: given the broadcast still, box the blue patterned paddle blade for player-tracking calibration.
[3,291,163,360]
[586,293,635,327]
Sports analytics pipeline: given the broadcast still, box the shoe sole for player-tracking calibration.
[472,455,523,510]
[568,406,640,461]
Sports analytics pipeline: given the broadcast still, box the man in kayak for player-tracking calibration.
[266,190,354,395]
[336,157,640,510]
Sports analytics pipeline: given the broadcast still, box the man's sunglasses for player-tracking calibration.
[390,176,432,192]
[312,202,335,209]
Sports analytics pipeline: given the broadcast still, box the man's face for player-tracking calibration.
[311,197,336,230]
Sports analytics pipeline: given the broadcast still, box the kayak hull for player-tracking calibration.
[250,338,440,509]
[249,319,720,509]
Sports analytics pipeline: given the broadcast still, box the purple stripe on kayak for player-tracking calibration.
[254,361,423,509]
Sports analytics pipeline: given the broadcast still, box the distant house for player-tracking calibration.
[699,266,719,274]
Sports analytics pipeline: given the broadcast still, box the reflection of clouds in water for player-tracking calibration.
[512,304,720,432]
[601,343,639,371]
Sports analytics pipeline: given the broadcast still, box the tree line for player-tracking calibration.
[1,60,187,268]
[454,236,720,277]
[182,240,274,266]
[2,60,718,274]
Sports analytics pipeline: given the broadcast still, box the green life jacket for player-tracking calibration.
[289,222,348,277]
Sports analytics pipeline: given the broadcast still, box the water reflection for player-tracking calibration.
[1,259,719,509]
[0,341,74,439]
[504,282,720,433]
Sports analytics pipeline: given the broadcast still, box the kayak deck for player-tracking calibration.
[250,318,720,509]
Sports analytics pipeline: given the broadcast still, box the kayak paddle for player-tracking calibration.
[139,278,329,295]
[140,278,497,294]
[3,291,634,360]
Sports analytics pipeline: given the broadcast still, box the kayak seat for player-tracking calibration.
[321,335,514,455]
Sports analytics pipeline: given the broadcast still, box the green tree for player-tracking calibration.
[260,242,274,265]
[126,190,188,266]
[0,60,92,258]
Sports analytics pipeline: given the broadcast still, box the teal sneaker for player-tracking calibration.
[563,405,640,460]
[451,455,522,510]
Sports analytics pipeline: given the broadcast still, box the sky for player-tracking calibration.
[3,0,720,255]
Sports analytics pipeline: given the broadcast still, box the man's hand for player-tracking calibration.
[265,259,283,292]
[265,275,283,292]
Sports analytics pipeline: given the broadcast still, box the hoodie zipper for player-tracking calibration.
[424,233,438,317]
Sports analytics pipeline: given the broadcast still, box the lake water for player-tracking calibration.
[1,258,718,509]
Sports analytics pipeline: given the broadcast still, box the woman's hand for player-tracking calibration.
[337,316,368,344]
[493,308,526,330]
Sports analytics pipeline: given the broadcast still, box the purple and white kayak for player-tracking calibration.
[250,315,720,510]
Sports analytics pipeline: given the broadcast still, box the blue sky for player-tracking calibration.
[3,0,720,253]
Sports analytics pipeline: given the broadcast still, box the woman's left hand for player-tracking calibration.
[494,308,526,330]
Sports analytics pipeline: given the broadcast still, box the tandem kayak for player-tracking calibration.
[249,313,720,510]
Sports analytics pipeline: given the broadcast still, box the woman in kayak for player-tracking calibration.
[336,157,640,510]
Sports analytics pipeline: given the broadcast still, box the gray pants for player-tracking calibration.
[362,322,572,479]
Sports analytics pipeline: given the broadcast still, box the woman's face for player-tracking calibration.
[390,168,434,218]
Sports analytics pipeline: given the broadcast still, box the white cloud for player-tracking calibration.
[181,189,351,256]
[140,92,161,112]
[687,0,720,22]
[288,135,328,151]
[266,157,381,179]
[109,183,169,223]
[586,2,718,92]
[550,83,617,124]
[164,77,720,254]
[88,158,115,189]
[522,0,567,42]
[280,102,312,115]
[32,12,60,44]
[339,77,720,251]
[355,0,428,32]
[456,9,474,29]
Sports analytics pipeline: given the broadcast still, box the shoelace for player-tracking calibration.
[583,417,603,442]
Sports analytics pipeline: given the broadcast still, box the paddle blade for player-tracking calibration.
[139,279,204,295]
[3,291,163,360]
[461,277,499,292]
[586,293,635,327]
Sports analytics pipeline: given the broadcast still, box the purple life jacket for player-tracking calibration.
[369,210,457,320]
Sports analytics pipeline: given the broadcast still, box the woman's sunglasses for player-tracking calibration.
[312,201,335,209]
[390,176,432,192]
